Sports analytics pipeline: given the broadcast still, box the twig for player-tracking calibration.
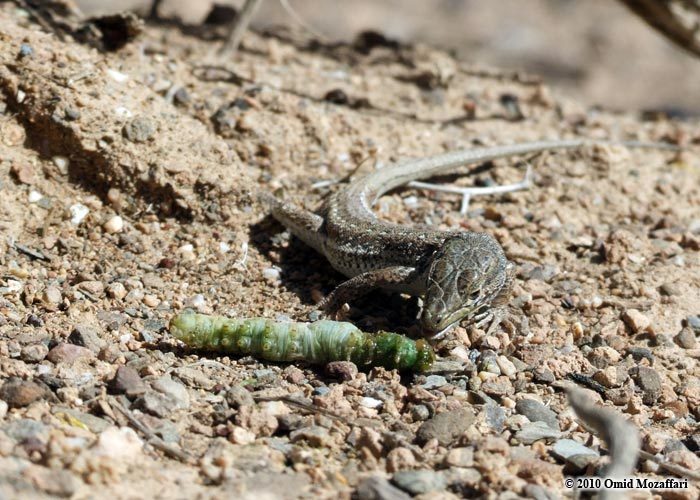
[109,397,194,464]
[219,0,263,57]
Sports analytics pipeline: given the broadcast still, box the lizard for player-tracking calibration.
[262,139,677,337]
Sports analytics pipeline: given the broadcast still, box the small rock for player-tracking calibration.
[515,399,559,430]
[78,280,105,296]
[416,408,475,446]
[630,366,663,405]
[107,282,127,299]
[480,376,514,397]
[3,418,48,441]
[142,294,159,308]
[675,328,697,349]
[229,426,256,445]
[93,427,143,458]
[325,361,358,381]
[151,376,190,409]
[52,407,111,433]
[226,386,254,408]
[262,267,280,282]
[0,379,47,408]
[103,215,124,234]
[283,365,305,384]
[515,421,563,444]
[622,309,651,333]
[552,439,599,463]
[42,286,62,305]
[411,405,430,422]
[587,346,621,368]
[444,447,474,468]
[21,344,48,363]
[108,366,147,397]
[483,401,505,432]
[69,203,89,225]
[496,356,517,378]
[133,391,179,418]
[420,375,447,390]
[123,116,156,142]
[46,343,94,364]
[68,325,106,353]
[392,470,447,495]
[174,367,215,390]
[659,283,682,296]
[0,400,7,419]
[290,426,332,447]
[356,476,411,500]
[687,315,700,334]
[360,397,383,409]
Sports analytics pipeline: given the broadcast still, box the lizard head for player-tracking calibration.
[420,233,511,336]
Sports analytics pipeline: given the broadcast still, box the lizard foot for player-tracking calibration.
[473,306,509,336]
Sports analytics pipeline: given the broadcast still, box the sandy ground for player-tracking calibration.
[0,2,699,499]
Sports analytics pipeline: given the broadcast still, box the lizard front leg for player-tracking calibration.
[317,266,419,317]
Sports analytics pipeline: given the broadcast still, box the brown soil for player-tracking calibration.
[0,3,699,499]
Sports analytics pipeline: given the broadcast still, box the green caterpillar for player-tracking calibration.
[169,312,435,372]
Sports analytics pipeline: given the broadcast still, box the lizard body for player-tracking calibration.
[264,139,674,336]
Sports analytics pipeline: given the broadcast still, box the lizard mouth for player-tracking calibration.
[419,305,478,337]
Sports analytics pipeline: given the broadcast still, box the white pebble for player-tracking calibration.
[178,244,194,253]
[69,203,89,225]
[94,427,143,458]
[360,397,383,409]
[28,190,43,203]
[53,156,69,174]
[114,106,132,118]
[496,356,518,378]
[262,267,280,282]
[103,215,124,234]
[106,68,129,83]
[16,90,26,103]
[218,242,230,253]
[403,195,419,209]
[189,294,206,309]
[107,282,127,300]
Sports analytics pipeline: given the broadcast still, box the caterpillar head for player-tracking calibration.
[420,233,511,336]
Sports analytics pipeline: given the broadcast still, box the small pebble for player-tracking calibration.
[416,408,475,446]
[68,324,106,352]
[411,405,430,422]
[143,294,160,308]
[109,366,147,397]
[229,426,256,445]
[106,68,129,83]
[622,309,651,333]
[21,344,48,363]
[392,470,447,495]
[103,215,124,234]
[674,328,697,349]
[325,361,358,381]
[263,267,281,282]
[107,282,127,299]
[420,374,447,390]
[360,397,383,409]
[189,294,206,309]
[630,366,662,405]
[123,116,156,143]
[93,427,143,459]
[42,286,62,305]
[47,343,94,364]
[687,315,700,334]
[496,356,517,378]
[0,378,47,408]
[69,203,89,225]
[28,190,43,203]
[515,421,564,444]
